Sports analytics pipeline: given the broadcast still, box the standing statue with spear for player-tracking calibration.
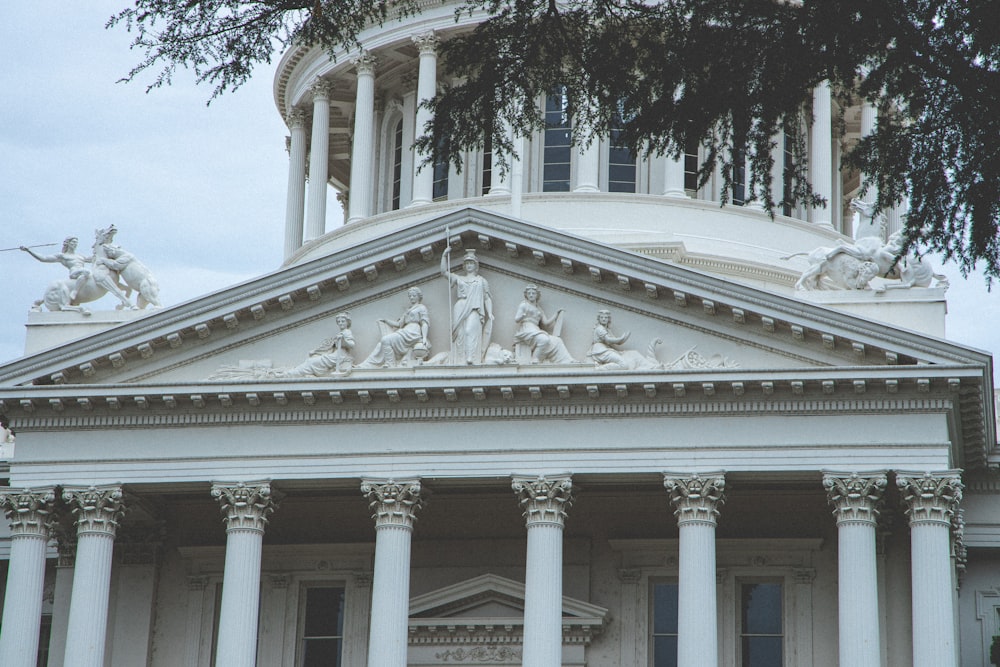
[440,230,493,365]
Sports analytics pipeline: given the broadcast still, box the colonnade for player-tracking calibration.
[280,28,847,260]
[0,470,962,667]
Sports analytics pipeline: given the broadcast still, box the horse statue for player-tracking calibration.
[27,225,153,315]
[849,198,888,241]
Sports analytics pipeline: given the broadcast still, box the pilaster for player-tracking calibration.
[897,470,963,667]
[513,475,573,667]
[823,471,887,667]
[664,472,725,667]
[0,487,57,667]
[362,478,424,667]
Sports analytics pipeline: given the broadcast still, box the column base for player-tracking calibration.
[662,189,689,198]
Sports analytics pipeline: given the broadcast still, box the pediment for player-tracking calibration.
[1,207,988,388]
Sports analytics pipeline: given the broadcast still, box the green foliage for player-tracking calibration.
[110,0,1000,279]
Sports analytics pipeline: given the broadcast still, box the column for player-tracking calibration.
[663,472,725,667]
[362,479,424,667]
[574,133,600,192]
[283,108,308,259]
[0,488,56,667]
[409,32,439,206]
[823,471,887,667]
[306,79,333,240]
[744,149,765,211]
[487,118,514,196]
[212,482,279,667]
[512,475,574,667]
[663,152,688,198]
[897,471,963,667]
[810,81,833,225]
[62,485,126,667]
[347,53,378,222]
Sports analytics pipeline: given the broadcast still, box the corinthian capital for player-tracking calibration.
[896,470,963,526]
[286,107,308,129]
[512,475,574,527]
[361,478,424,529]
[63,485,126,536]
[211,481,279,533]
[352,51,378,76]
[309,78,333,101]
[0,486,57,538]
[823,471,887,525]
[411,31,439,54]
[663,472,726,526]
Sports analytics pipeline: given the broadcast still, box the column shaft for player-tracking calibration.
[676,521,718,666]
[487,119,513,196]
[810,81,833,224]
[663,153,687,198]
[837,522,881,666]
[574,140,600,192]
[215,529,264,667]
[283,109,308,258]
[348,55,377,222]
[306,80,332,240]
[410,34,439,206]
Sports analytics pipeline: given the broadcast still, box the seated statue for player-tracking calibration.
[587,309,664,371]
[358,287,430,368]
[513,284,575,364]
[289,312,355,376]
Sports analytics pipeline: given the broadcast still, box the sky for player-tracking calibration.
[0,3,997,378]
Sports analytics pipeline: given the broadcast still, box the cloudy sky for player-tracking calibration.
[1,3,996,378]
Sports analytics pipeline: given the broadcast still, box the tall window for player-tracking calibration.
[651,582,679,667]
[739,582,783,667]
[481,132,493,195]
[543,87,572,191]
[300,586,346,667]
[732,146,747,206]
[684,138,700,194]
[781,132,794,217]
[432,141,449,201]
[36,614,52,667]
[608,110,636,193]
[391,119,404,210]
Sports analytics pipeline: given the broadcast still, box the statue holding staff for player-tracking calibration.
[441,247,493,365]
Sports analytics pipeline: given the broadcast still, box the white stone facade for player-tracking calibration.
[1,4,997,667]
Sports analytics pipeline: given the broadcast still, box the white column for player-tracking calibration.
[283,108,308,258]
[663,152,688,198]
[575,136,600,192]
[897,471,963,667]
[0,488,57,667]
[347,53,378,223]
[362,479,424,667]
[823,471,887,667]
[487,118,514,196]
[513,475,574,667]
[409,32,439,206]
[663,472,725,667]
[62,485,125,667]
[306,79,333,240]
[744,149,765,211]
[211,482,279,667]
[810,81,833,225]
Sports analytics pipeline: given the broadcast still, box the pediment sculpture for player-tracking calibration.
[786,228,949,292]
[20,225,162,314]
[206,248,739,380]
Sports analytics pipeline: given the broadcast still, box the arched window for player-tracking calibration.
[391,119,404,210]
[543,87,572,192]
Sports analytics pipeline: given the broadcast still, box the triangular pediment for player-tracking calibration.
[1,207,989,387]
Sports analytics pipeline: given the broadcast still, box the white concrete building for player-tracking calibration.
[1,5,997,667]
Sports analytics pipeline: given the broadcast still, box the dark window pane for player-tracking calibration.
[608,181,635,193]
[653,636,679,667]
[542,180,571,192]
[741,583,782,634]
[609,164,636,182]
[544,164,571,183]
[544,147,571,163]
[302,638,343,667]
[304,588,345,637]
[652,583,679,634]
[391,120,403,210]
[742,636,783,667]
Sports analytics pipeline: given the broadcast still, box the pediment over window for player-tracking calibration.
[406,574,607,666]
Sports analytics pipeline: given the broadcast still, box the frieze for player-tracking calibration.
[436,646,521,662]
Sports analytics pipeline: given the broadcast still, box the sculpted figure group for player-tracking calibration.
[20,225,161,314]
[207,247,738,380]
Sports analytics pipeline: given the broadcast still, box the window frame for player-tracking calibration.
[296,582,347,667]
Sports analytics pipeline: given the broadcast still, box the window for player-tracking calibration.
[608,110,636,193]
[651,582,679,667]
[684,138,699,194]
[300,586,346,667]
[34,614,52,667]
[432,142,449,201]
[732,146,747,206]
[481,133,493,195]
[543,87,572,192]
[391,120,404,210]
[739,582,783,667]
[781,132,794,217]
